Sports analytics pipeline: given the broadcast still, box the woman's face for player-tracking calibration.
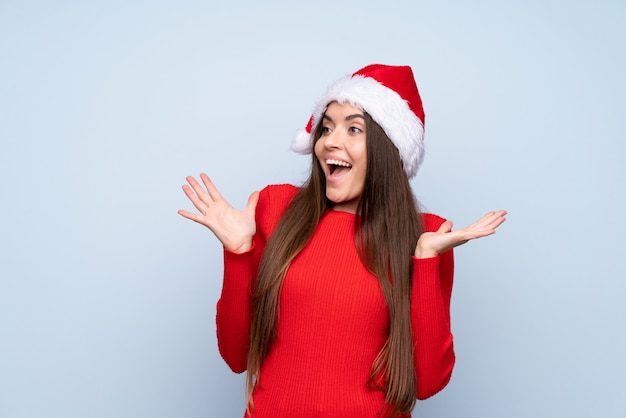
[314,101,367,214]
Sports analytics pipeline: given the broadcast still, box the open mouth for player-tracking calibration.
[327,159,352,176]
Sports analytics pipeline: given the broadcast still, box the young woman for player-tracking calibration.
[178,64,507,418]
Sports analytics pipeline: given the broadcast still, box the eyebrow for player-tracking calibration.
[323,113,365,122]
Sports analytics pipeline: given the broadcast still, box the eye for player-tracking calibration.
[349,126,363,134]
[321,126,332,135]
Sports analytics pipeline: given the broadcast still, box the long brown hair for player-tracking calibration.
[246,110,424,417]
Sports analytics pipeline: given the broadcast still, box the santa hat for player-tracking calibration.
[291,64,425,178]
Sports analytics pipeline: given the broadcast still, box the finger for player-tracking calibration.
[436,220,453,234]
[485,214,507,231]
[245,191,260,215]
[469,210,506,230]
[463,212,507,239]
[182,184,209,215]
[177,209,207,225]
[487,209,507,220]
[478,210,507,230]
[186,175,214,205]
[200,173,223,202]
[470,211,497,227]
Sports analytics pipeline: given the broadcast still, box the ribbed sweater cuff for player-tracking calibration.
[411,254,447,326]
[412,254,440,275]
[222,244,255,298]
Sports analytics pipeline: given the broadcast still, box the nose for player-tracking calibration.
[323,128,343,150]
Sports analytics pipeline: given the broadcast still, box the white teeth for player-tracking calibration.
[326,159,352,168]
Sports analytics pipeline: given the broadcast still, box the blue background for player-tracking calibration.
[1,1,625,417]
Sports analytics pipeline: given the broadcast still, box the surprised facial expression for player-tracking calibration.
[314,101,367,214]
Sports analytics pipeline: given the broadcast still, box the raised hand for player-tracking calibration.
[415,210,507,259]
[178,173,259,253]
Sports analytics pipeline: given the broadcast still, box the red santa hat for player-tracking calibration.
[291,64,426,178]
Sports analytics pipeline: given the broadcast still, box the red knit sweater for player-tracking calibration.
[216,184,455,417]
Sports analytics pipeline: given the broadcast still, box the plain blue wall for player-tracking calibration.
[1,1,625,417]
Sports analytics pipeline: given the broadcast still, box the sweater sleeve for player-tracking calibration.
[215,184,298,373]
[411,214,456,400]
[216,246,256,373]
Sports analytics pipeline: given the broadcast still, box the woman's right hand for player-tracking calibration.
[178,173,259,254]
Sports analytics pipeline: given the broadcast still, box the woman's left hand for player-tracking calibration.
[415,210,507,259]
